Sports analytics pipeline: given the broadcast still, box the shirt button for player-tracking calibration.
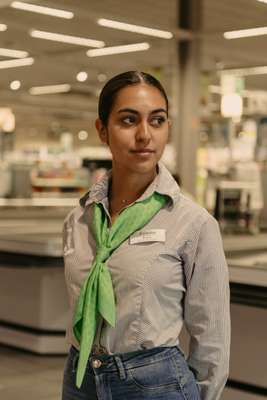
[92,359,102,368]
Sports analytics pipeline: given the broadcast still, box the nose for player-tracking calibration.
[135,120,151,143]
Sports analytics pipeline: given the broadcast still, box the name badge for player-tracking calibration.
[129,229,166,244]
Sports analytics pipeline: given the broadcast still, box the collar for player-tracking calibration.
[79,162,180,208]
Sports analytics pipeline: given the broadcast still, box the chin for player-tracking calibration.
[113,155,159,175]
[129,160,158,175]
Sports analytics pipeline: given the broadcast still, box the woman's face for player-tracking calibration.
[96,83,170,175]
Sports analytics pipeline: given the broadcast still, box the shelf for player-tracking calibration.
[32,178,89,188]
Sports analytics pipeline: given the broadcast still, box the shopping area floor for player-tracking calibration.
[0,344,265,400]
[0,344,64,400]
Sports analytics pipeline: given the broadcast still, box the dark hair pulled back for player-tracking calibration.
[98,71,168,126]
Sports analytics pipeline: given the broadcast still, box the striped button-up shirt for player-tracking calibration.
[63,162,230,400]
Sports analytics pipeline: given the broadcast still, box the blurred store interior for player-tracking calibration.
[0,0,267,399]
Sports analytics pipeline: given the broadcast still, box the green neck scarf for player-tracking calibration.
[73,191,168,388]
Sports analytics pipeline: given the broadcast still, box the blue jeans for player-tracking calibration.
[62,345,201,400]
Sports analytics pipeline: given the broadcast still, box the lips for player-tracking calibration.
[131,149,155,153]
[130,149,155,159]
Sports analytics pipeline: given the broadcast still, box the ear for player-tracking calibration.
[95,118,109,145]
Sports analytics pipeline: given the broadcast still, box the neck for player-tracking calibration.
[109,164,157,207]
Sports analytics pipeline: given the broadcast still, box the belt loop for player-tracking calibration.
[114,356,126,380]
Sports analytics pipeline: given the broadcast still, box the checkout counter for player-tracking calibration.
[0,200,266,398]
[222,236,267,398]
[0,199,76,354]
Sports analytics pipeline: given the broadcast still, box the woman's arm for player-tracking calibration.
[184,215,231,400]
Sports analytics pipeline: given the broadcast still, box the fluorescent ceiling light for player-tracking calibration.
[30,30,105,48]
[221,65,267,76]
[0,48,29,58]
[0,24,7,31]
[224,26,267,39]
[87,42,150,57]
[98,18,173,39]
[0,57,34,69]
[11,1,73,19]
[29,84,71,95]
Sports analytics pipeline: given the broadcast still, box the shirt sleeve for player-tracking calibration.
[183,215,231,400]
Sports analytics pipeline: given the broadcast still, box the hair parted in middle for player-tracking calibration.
[98,71,169,126]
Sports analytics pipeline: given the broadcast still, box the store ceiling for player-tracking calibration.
[1,0,267,122]
[0,0,177,120]
[202,0,267,91]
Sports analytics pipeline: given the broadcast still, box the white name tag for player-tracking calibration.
[129,229,166,244]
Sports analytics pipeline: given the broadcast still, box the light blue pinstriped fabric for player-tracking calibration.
[63,163,230,400]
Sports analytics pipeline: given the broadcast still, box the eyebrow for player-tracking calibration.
[118,108,167,115]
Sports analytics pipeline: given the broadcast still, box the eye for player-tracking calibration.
[150,116,166,127]
[121,115,136,125]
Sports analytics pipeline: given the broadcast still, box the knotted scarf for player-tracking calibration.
[73,191,168,388]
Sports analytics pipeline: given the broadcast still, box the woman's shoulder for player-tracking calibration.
[174,191,216,227]
[63,201,87,228]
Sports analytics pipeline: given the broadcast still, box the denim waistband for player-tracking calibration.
[69,345,183,373]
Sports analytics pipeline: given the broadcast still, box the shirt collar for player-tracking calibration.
[79,162,180,208]
[153,162,180,204]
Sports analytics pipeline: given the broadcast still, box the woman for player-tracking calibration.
[62,71,230,400]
